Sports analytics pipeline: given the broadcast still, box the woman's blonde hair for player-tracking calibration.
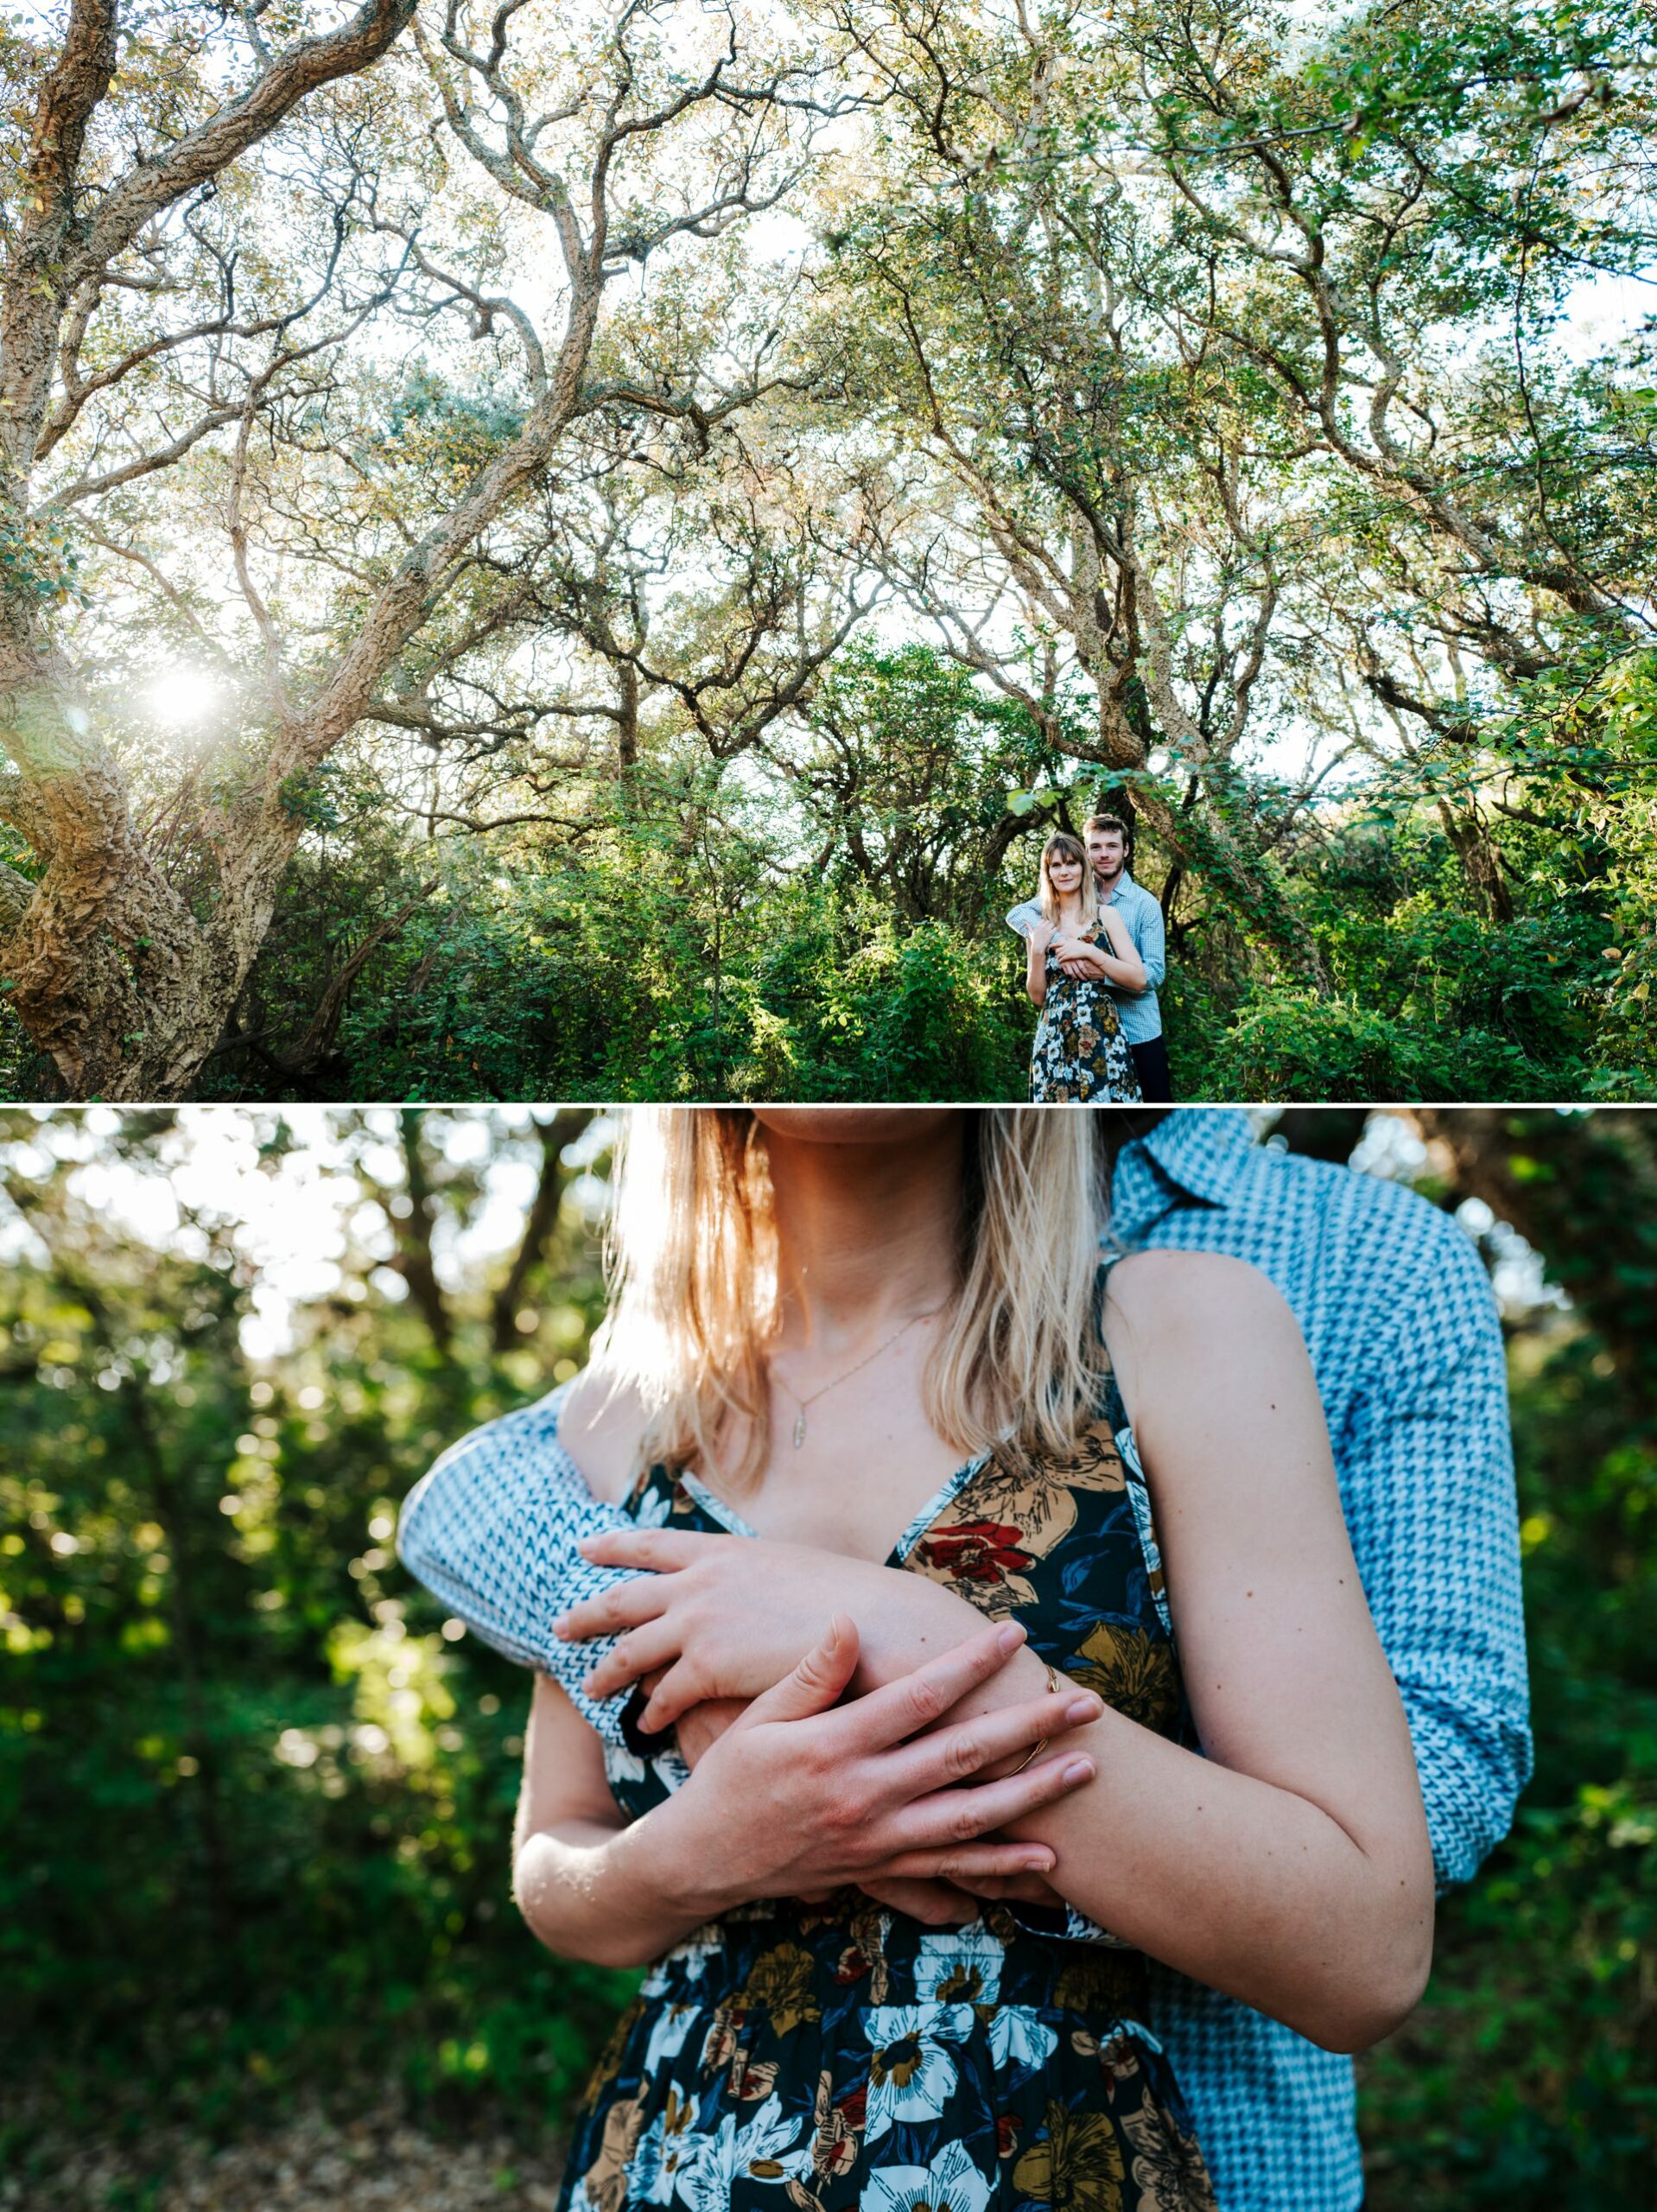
[589,1109,1111,1486]
[1037,831,1099,926]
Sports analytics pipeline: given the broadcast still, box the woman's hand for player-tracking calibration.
[633,1614,1102,1919]
[1023,918,1054,1008]
[557,1526,983,1731]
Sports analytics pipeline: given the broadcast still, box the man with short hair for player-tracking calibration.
[1007,813,1171,1102]
[399,1108,1531,2212]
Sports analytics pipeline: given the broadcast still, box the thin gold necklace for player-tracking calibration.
[770,1306,947,1450]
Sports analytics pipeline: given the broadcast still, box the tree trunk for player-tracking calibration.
[0,651,308,1096]
[1436,802,1515,925]
[489,1110,585,1351]
[395,1109,453,1351]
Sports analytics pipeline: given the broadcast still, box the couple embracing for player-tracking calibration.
[398,1107,1528,2212]
[1010,815,1170,1105]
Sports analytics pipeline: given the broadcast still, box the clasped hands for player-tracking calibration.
[554,1527,1099,1927]
[1028,919,1101,982]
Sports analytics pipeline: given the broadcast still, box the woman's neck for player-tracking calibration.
[761,1119,965,1351]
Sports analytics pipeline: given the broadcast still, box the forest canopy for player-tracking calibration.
[0,0,1654,1101]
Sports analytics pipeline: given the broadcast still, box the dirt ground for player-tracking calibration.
[2,2100,570,2212]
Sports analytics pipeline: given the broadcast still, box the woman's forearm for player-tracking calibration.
[844,1624,1431,2050]
[1098,951,1146,991]
[514,1807,728,1970]
[1025,934,1047,1005]
[1062,943,1145,991]
[994,1670,1432,2051]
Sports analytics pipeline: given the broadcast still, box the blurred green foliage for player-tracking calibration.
[1,1109,1652,2203]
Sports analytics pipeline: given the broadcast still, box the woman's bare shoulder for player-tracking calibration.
[1102,1248,1305,1366]
[559,1366,651,1505]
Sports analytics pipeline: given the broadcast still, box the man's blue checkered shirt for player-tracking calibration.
[397,1109,1531,2211]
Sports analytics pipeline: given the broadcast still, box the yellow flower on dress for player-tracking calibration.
[1012,2100,1127,2212]
[1071,1620,1179,1731]
[737,1940,822,2037]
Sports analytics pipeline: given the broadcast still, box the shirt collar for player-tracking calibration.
[1109,1109,1256,1243]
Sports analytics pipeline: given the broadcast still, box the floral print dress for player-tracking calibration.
[1030,925,1142,1103]
[557,1339,1217,2212]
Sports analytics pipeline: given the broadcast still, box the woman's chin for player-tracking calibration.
[752,1108,957,1145]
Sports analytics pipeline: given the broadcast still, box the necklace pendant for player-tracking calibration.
[792,1410,807,1450]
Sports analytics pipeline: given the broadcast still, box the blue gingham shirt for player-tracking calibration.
[397,1109,1530,2211]
[1006,869,1166,1043]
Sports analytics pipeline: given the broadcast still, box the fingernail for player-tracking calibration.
[1062,1758,1095,1784]
[1065,1697,1101,1725]
[552,1616,570,1638]
[1022,1852,1053,1872]
[996,1622,1025,1653]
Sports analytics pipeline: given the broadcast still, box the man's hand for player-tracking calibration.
[641,1618,1101,1917]
[1051,931,1108,981]
[556,1526,982,1731]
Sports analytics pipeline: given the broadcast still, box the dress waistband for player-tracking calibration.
[641,1894,1150,2022]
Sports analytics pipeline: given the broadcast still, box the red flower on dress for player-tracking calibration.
[837,2084,868,2130]
[916,1519,1035,1587]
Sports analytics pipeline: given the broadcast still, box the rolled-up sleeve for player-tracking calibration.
[396,1387,638,1743]
[1339,1223,1532,1889]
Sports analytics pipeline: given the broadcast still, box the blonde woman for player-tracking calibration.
[403,1109,1433,2212]
[1023,832,1144,1102]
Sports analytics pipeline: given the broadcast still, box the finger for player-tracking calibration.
[889,1687,1102,1795]
[580,1618,682,1700]
[857,1878,977,1929]
[841,1620,1031,1754]
[873,1839,1058,1882]
[575,1528,714,1572]
[740,1614,860,1728]
[886,1747,1096,1853]
[553,1576,669,1643]
[638,1658,709,1734]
